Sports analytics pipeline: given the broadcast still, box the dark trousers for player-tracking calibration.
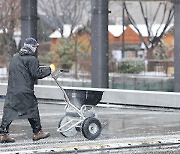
[0,118,42,135]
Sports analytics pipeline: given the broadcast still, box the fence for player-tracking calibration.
[110,59,174,77]
[0,59,175,91]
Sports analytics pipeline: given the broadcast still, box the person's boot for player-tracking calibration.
[33,130,50,141]
[0,134,15,143]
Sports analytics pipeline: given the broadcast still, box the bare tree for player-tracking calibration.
[38,0,88,37]
[124,1,174,60]
[0,0,20,65]
[38,0,91,78]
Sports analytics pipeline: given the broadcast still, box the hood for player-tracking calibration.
[19,45,36,56]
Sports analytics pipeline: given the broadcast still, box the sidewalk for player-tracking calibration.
[0,100,180,153]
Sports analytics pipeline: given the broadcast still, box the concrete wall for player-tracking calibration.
[1,83,180,108]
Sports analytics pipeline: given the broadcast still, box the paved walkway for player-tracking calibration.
[0,100,180,153]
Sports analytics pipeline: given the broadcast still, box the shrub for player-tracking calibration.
[119,61,145,74]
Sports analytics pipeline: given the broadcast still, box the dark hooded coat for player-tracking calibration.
[2,46,51,121]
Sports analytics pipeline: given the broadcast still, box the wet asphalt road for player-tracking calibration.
[1,99,180,153]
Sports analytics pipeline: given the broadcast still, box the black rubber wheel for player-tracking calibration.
[58,116,77,137]
[82,117,101,140]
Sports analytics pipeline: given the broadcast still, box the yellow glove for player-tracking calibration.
[50,63,56,73]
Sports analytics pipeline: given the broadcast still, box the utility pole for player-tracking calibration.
[91,0,109,88]
[21,0,38,85]
[174,0,180,92]
[21,0,38,49]
[122,2,125,58]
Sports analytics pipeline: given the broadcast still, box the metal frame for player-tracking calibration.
[51,70,95,133]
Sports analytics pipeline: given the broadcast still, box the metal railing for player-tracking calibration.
[0,59,175,91]
[110,59,174,77]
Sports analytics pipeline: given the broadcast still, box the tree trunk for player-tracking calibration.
[146,48,154,72]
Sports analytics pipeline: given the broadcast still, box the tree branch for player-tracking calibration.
[124,2,148,49]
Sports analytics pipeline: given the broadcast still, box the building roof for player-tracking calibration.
[49,30,62,38]
[49,24,72,38]
[129,24,174,37]
[49,24,84,39]
[108,25,126,37]
[49,24,174,39]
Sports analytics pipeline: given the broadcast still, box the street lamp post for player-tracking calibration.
[91,0,109,88]
[21,0,38,49]
[122,2,125,58]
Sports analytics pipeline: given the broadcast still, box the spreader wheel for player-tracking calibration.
[82,117,101,140]
[58,116,77,137]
